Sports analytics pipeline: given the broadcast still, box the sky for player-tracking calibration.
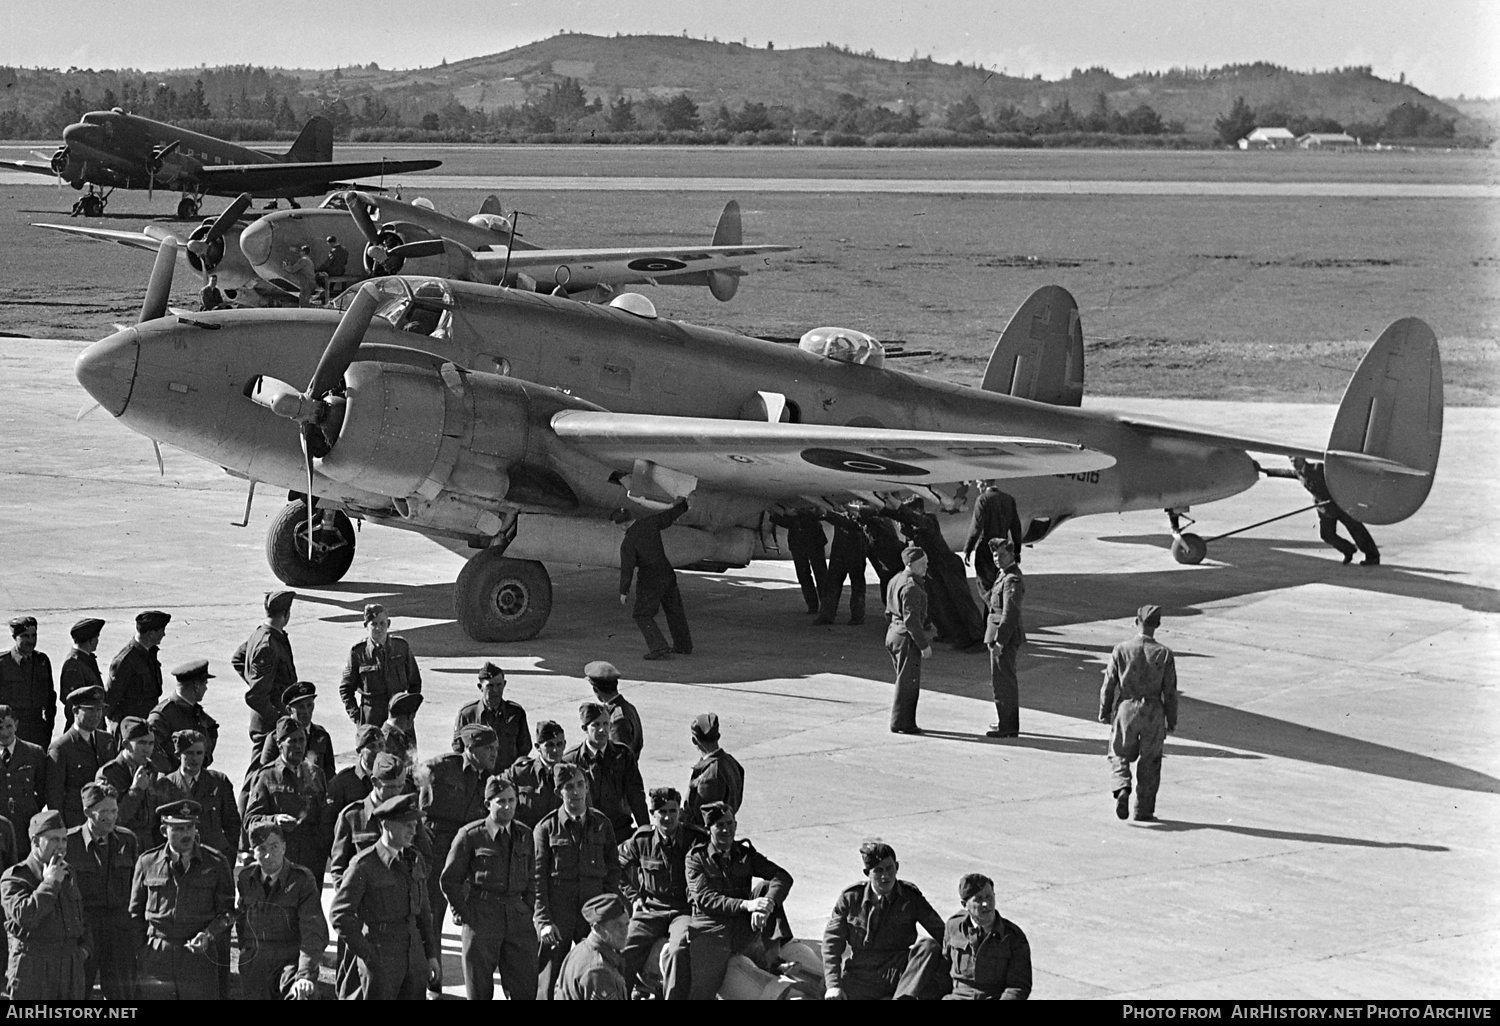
[5,0,1498,98]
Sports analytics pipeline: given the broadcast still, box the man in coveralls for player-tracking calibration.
[619,497,693,660]
[1099,605,1180,822]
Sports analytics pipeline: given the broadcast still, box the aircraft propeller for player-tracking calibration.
[184,192,252,284]
[40,147,67,186]
[140,236,178,323]
[147,140,181,200]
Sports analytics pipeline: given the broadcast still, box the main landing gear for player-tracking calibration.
[454,547,553,642]
[266,498,356,586]
[177,195,202,220]
[1167,509,1208,565]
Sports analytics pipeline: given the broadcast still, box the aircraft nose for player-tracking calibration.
[239,217,272,267]
[74,330,139,416]
[62,122,99,148]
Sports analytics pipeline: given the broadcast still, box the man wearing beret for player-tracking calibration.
[66,782,138,999]
[384,691,422,759]
[556,893,630,1000]
[151,730,240,865]
[684,713,744,827]
[501,720,567,829]
[441,775,537,1000]
[584,661,643,759]
[340,603,421,727]
[566,702,648,840]
[982,538,1025,739]
[533,761,620,999]
[619,786,705,996]
[330,752,426,889]
[1,616,56,748]
[421,721,498,952]
[0,703,48,830]
[885,546,933,735]
[1099,604,1179,822]
[58,618,105,733]
[47,687,117,828]
[663,802,793,1000]
[147,659,220,773]
[235,815,328,1000]
[232,591,298,793]
[246,718,330,889]
[618,495,694,660]
[129,799,235,999]
[823,840,946,1000]
[326,724,383,818]
[452,661,532,767]
[95,717,158,838]
[1,810,91,998]
[105,611,169,733]
[329,793,441,1000]
[258,682,336,786]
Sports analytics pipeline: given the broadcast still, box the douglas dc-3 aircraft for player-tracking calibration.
[70,245,1443,642]
[239,192,795,301]
[0,109,440,218]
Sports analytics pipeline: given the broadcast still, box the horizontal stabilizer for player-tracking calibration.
[981,285,1084,406]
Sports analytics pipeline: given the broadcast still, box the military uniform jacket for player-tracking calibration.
[564,740,647,833]
[235,860,329,980]
[619,498,688,593]
[983,565,1026,650]
[59,650,103,710]
[152,769,240,861]
[823,510,870,563]
[685,748,746,826]
[129,842,235,945]
[329,841,438,962]
[532,807,619,932]
[95,753,156,836]
[325,765,373,824]
[619,824,706,914]
[685,838,792,925]
[258,721,336,784]
[47,727,116,827]
[0,649,56,734]
[65,823,137,912]
[147,695,220,773]
[105,640,162,725]
[0,814,18,875]
[451,697,532,767]
[1099,633,1179,730]
[941,913,1032,1000]
[440,817,535,922]
[1,852,91,949]
[328,791,433,888]
[556,933,629,1000]
[823,879,945,988]
[232,624,297,737]
[502,754,561,830]
[246,760,328,849]
[768,510,827,558]
[420,752,489,837]
[965,487,1022,556]
[884,570,931,648]
[603,693,643,759]
[339,636,420,722]
[0,738,47,825]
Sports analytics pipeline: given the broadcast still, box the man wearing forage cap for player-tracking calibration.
[556,892,630,1000]
[58,618,105,732]
[147,658,220,773]
[1099,604,1180,823]
[246,716,330,889]
[47,686,116,828]
[884,546,933,735]
[105,610,170,731]
[233,590,298,791]
[1,615,56,747]
[684,712,744,828]
[422,721,498,939]
[0,809,91,998]
[565,702,647,839]
[451,661,531,768]
[500,719,567,829]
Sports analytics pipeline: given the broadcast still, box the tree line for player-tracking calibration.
[1214,95,1458,145]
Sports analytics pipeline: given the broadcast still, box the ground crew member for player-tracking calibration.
[95,717,157,838]
[823,840,945,1000]
[663,801,793,1000]
[290,245,317,307]
[48,686,116,827]
[813,505,870,626]
[0,704,47,828]
[152,730,240,864]
[533,762,620,1000]
[147,658,219,771]
[246,718,330,888]
[983,538,1026,738]
[933,872,1032,999]
[964,483,1024,593]
[340,603,421,726]
[441,775,537,1001]
[1,809,90,998]
[886,547,933,735]
[584,661,642,758]
[258,681,336,785]
[1,617,56,747]
[234,591,298,795]
[619,496,694,660]
[1099,604,1179,822]
[58,618,106,731]
[566,703,648,839]
[422,721,497,952]
[883,498,985,648]
[384,691,422,759]
[619,787,704,994]
[329,793,441,1000]
[235,815,327,1000]
[326,724,383,817]
[769,508,828,614]
[105,610,170,731]
[129,798,235,1000]
[198,274,224,312]
[1262,457,1380,565]
[67,783,137,999]
[556,892,630,1000]
[315,236,348,298]
[502,720,567,829]
[684,713,744,825]
[452,661,531,765]
[856,503,905,598]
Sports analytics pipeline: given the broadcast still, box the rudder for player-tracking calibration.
[981,285,1084,406]
[708,200,744,300]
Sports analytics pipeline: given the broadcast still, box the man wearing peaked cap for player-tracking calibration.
[566,701,648,839]
[233,592,298,804]
[685,712,745,828]
[584,660,643,759]
[105,611,169,731]
[235,813,328,1000]
[47,686,116,827]
[498,719,567,830]
[246,714,331,890]
[326,723,384,823]
[330,751,427,894]
[451,660,531,768]
[2,614,56,748]
[59,618,105,732]
[1099,604,1179,823]
[256,680,335,786]
[557,892,630,1000]
[0,807,89,998]
[420,718,499,956]
[147,658,219,774]
[340,602,421,728]
[94,716,156,838]
[66,780,138,999]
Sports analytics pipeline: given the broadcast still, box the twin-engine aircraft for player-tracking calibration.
[70,246,1443,642]
[1,109,440,218]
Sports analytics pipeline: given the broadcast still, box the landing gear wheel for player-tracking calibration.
[177,196,200,219]
[454,550,552,642]
[1171,532,1207,565]
[265,500,356,586]
[80,194,105,217]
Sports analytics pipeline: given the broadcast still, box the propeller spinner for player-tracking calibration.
[184,193,252,283]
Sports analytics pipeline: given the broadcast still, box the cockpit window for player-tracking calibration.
[798,327,885,368]
[354,276,453,338]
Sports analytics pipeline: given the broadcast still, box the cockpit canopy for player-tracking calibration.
[339,276,454,338]
[467,213,513,235]
[797,327,885,368]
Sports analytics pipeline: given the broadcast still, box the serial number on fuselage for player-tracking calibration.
[1054,471,1101,484]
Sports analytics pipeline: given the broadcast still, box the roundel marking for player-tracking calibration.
[727,454,754,464]
[799,448,928,477]
[627,257,688,273]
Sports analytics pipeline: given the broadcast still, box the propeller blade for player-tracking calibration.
[151,439,164,476]
[203,193,252,247]
[306,283,379,398]
[304,445,315,559]
[345,192,382,247]
[140,237,178,323]
[387,239,445,261]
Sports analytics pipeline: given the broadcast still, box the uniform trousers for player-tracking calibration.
[6,939,86,1000]
[1319,510,1378,560]
[989,641,1021,735]
[537,883,591,999]
[1108,698,1168,816]
[138,937,219,1000]
[837,939,948,1000]
[84,908,137,999]
[886,632,923,731]
[621,907,686,986]
[815,557,866,624]
[792,551,828,613]
[237,940,302,1000]
[633,576,692,655]
[352,922,428,1000]
[460,895,537,1000]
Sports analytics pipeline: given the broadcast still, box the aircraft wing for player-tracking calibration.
[0,159,62,177]
[549,411,1114,494]
[195,159,441,189]
[33,222,177,254]
[1114,416,1323,460]
[476,244,796,283]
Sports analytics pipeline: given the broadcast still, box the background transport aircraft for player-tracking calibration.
[70,247,1443,643]
[0,109,440,218]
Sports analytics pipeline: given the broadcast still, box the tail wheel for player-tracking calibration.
[454,550,552,642]
[266,500,356,586]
